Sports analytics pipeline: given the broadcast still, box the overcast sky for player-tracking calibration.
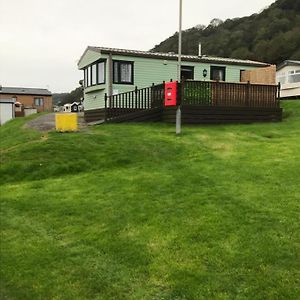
[0,0,276,93]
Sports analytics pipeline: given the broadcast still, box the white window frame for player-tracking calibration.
[34,98,44,106]
[288,70,300,83]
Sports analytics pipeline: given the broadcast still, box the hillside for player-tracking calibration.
[52,86,83,106]
[1,101,300,299]
[152,0,300,64]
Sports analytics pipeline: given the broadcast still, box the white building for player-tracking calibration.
[276,60,300,99]
[0,98,15,125]
[63,102,82,113]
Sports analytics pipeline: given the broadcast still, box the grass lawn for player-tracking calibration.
[1,101,299,299]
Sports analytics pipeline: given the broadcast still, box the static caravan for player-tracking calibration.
[78,46,272,118]
[63,102,82,113]
[63,103,72,113]
[277,60,300,99]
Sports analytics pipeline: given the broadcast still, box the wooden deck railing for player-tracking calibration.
[104,80,280,121]
[183,80,280,108]
[105,83,164,120]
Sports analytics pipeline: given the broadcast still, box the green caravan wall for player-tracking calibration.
[111,55,254,96]
[78,49,102,69]
[79,50,255,111]
[112,55,177,95]
[80,51,109,110]
[84,88,106,110]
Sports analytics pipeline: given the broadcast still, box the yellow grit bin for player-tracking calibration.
[55,113,78,132]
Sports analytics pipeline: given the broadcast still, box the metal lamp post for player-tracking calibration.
[176,0,182,134]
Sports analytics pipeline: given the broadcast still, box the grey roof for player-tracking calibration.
[79,46,270,68]
[277,60,300,71]
[0,87,52,96]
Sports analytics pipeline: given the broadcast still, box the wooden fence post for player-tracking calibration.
[215,81,218,106]
[104,93,107,122]
[246,81,250,106]
[151,83,155,108]
[135,86,138,109]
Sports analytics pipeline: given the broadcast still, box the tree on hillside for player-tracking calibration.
[152,0,300,64]
[53,87,83,106]
[61,87,83,105]
[209,18,223,27]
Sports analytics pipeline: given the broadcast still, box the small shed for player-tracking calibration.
[70,102,79,112]
[63,103,72,113]
[63,102,80,113]
[0,99,15,125]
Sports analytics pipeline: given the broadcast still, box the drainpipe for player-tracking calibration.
[108,53,113,97]
[176,0,182,135]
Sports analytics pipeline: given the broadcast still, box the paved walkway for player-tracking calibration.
[25,113,87,131]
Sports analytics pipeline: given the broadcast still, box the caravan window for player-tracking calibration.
[84,60,106,87]
[97,62,105,84]
[181,66,194,80]
[87,66,92,86]
[113,60,134,84]
[91,64,97,85]
[84,68,88,87]
[210,66,226,81]
[288,70,300,83]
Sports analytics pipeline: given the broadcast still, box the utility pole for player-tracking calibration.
[176,0,182,134]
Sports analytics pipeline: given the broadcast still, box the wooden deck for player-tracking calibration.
[84,80,282,124]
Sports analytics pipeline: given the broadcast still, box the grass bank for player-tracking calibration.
[1,101,299,299]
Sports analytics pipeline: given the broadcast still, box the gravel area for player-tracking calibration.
[24,113,87,131]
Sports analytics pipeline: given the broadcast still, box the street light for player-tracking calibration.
[176,0,182,134]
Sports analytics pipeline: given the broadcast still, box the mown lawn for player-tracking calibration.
[1,101,299,299]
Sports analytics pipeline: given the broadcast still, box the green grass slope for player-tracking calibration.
[1,102,300,299]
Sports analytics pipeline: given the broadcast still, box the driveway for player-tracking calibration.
[25,113,87,131]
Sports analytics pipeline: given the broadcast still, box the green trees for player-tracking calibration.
[53,87,83,106]
[152,0,300,64]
